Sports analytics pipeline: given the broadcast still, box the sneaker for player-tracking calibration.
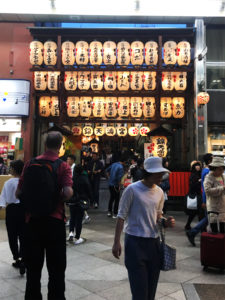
[107,212,112,217]
[112,214,117,219]
[82,216,91,224]
[74,237,85,245]
[65,220,70,227]
[94,203,98,209]
[186,230,196,246]
[12,260,21,269]
[67,232,74,242]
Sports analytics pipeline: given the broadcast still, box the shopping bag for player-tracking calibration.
[187,195,197,210]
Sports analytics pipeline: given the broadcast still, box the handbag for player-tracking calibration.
[77,198,90,211]
[159,219,176,271]
[187,195,197,210]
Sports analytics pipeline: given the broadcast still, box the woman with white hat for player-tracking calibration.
[112,156,175,300]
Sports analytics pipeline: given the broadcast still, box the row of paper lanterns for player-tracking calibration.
[30,40,191,66]
[39,96,185,119]
[34,71,187,91]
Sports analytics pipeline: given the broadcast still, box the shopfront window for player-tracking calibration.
[207,65,225,90]
[206,29,225,62]
[208,128,225,156]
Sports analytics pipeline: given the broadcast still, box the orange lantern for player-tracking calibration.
[197,92,210,105]
[34,71,47,90]
[75,41,89,65]
[29,41,43,65]
[128,126,139,136]
[90,143,99,153]
[151,136,168,157]
[172,97,185,119]
[105,97,117,118]
[78,71,90,90]
[47,71,60,91]
[143,72,156,90]
[118,97,130,117]
[90,41,102,65]
[117,72,130,91]
[117,41,130,66]
[117,126,127,137]
[94,126,105,136]
[80,97,92,117]
[64,71,77,91]
[72,126,82,136]
[177,41,191,66]
[103,41,116,65]
[59,136,66,157]
[67,97,80,117]
[145,41,158,66]
[140,126,150,136]
[143,97,156,118]
[160,98,172,118]
[163,41,177,65]
[131,41,144,65]
[162,72,174,91]
[130,97,142,118]
[93,97,105,118]
[106,126,116,136]
[91,71,103,91]
[104,71,117,91]
[50,96,60,116]
[44,41,57,66]
[130,71,143,91]
[174,72,187,91]
[39,96,51,117]
[61,41,75,65]
[83,126,93,136]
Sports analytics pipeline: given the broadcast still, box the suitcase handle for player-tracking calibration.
[208,211,219,215]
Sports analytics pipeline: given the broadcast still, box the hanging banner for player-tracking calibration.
[29,41,43,65]
[61,41,75,65]
[64,71,77,91]
[145,41,158,65]
[76,41,89,65]
[103,41,116,65]
[44,41,57,66]
[130,41,144,65]
[143,97,156,118]
[130,71,143,91]
[67,97,80,117]
[117,41,130,65]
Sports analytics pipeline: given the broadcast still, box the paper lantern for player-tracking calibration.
[118,97,130,117]
[94,126,105,136]
[103,41,116,65]
[160,98,172,118]
[117,126,127,137]
[90,143,99,153]
[145,41,158,65]
[105,126,116,136]
[80,97,92,117]
[174,72,187,91]
[130,71,143,91]
[82,136,93,144]
[90,41,102,65]
[128,127,139,136]
[104,71,117,91]
[117,72,130,91]
[117,41,130,65]
[140,126,150,136]
[197,92,210,105]
[93,97,105,118]
[50,96,60,116]
[72,126,82,136]
[78,71,90,90]
[105,97,117,118]
[177,41,191,66]
[76,41,89,65]
[143,72,156,90]
[47,71,60,91]
[91,71,103,91]
[172,97,185,119]
[163,41,177,65]
[130,97,142,118]
[83,126,93,136]
[29,41,43,65]
[34,71,47,90]
[44,41,57,66]
[130,41,144,65]
[59,136,66,157]
[67,97,80,117]
[64,71,77,91]
[143,97,156,118]
[61,41,75,65]
[151,136,168,157]
[39,96,51,117]
[162,72,174,91]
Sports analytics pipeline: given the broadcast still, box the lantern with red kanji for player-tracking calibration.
[30,41,43,65]
[103,41,116,65]
[44,41,57,66]
[34,71,47,90]
[172,97,185,119]
[145,41,158,66]
[64,71,77,91]
[39,96,51,117]
[62,41,75,65]
[117,41,130,65]
[197,92,210,105]
[76,41,89,65]
[163,41,177,65]
[160,98,172,118]
[177,41,191,66]
[67,97,80,117]
[90,41,102,65]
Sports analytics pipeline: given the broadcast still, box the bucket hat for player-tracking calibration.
[209,156,225,168]
[144,156,170,173]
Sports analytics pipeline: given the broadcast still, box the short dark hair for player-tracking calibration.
[10,160,24,175]
[45,131,63,150]
[67,154,76,162]
[203,153,213,165]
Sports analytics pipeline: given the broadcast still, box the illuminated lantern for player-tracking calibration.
[64,71,77,91]
[83,126,93,136]
[117,126,127,137]
[59,136,66,157]
[163,41,177,65]
[162,72,174,91]
[93,97,105,118]
[130,71,143,91]
[80,97,92,117]
[34,72,47,90]
[160,98,172,118]
[106,126,116,136]
[39,96,51,117]
[90,143,99,153]
[118,97,130,117]
[177,41,191,66]
[105,97,117,118]
[172,97,185,119]
[89,41,102,65]
[143,72,156,90]
[82,136,93,144]
[72,126,82,136]
[128,126,139,136]
[61,41,75,65]
[50,96,60,116]
[67,97,80,117]
[76,41,89,65]
[130,41,144,65]
[78,71,90,90]
[145,41,158,65]
[117,41,130,65]
[140,126,150,136]
[94,126,105,136]
[91,71,103,91]
[104,71,117,91]
[44,41,57,66]
[130,97,142,118]
[197,92,210,105]
[151,136,168,157]
[174,72,187,91]
[29,41,43,65]
[103,41,116,65]
[47,71,60,91]
[143,97,156,118]
[117,72,130,91]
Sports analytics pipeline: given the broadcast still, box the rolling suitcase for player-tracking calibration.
[200,211,225,271]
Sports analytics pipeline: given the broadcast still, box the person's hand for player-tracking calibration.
[112,241,122,259]
[165,216,175,228]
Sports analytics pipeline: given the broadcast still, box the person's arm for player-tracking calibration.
[112,217,124,259]
[62,186,73,201]
[204,177,225,197]
[0,182,7,208]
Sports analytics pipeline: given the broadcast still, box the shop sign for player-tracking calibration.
[76,41,89,65]
[43,41,57,66]
[0,119,21,132]
[62,41,75,66]
[117,41,130,66]
[164,41,177,65]
[29,41,43,66]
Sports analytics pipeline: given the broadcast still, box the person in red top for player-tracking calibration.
[16,131,73,300]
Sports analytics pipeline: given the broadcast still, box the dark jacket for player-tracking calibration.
[73,171,92,201]
[87,159,104,181]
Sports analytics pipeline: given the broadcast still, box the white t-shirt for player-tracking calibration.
[0,178,20,207]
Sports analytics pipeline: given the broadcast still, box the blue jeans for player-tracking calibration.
[191,215,208,236]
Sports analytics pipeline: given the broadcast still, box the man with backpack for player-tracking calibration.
[16,131,73,300]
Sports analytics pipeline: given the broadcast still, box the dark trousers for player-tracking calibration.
[5,203,25,261]
[185,209,205,229]
[108,185,120,215]
[210,222,225,233]
[69,205,84,239]
[125,234,161,300]
[24,217,66,300]
[90,177,100,205]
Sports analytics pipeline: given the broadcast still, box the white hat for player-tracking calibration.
[144,157,170,173]
[209,156,225,168]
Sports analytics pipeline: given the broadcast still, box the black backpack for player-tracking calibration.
[20,158,63,217]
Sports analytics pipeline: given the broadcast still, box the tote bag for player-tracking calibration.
[187,195,198,210]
